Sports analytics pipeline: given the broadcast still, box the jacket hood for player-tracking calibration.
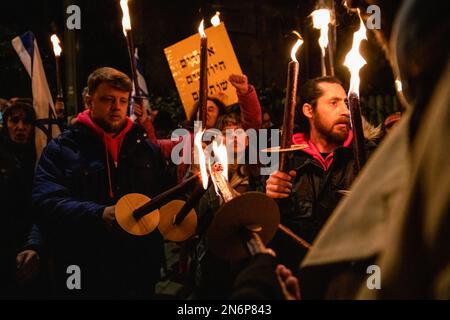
[76,110,133,165]
[76,110,133,199]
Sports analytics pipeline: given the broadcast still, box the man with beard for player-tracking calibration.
[32,67,168,299]
[298,0,450,299]
[265,76,375,269]
[262,0,448,300]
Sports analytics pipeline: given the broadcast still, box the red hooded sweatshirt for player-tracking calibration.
[76,110,133,198]
[292,130,353,171]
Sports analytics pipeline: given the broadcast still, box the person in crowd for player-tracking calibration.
[133,73,263,181]
[232,0,449,300]
[0,101,47,299]
[32,67,170,299]
[298,0,450,299]
[193,112,263,299]
[265,76,377,270]
[261,108,275,130]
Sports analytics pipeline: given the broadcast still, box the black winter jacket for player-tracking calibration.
[32,123,168,299]
[281,145,358,244]
[0,135,43,291]
[269,132,375,271]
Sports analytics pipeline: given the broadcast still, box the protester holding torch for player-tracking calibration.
[266,72,369,269]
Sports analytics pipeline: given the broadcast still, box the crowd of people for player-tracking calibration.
[0,0,448,300]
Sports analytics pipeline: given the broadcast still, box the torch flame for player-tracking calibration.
[311,9,331,57]
[209,139,229,195]
[198,19,206,38]
[211,12,221,27]
[343,0,349,9]
[120,0,132,37]
[194,130,209,190]
[395,79,403,93]
[212,139,228,181]
[291,31,304,62]
[343,10,367,96]
[50,35,62,57]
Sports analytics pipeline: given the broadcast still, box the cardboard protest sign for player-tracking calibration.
[165,23,242,119]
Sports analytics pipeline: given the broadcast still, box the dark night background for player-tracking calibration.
[0,0,399,126]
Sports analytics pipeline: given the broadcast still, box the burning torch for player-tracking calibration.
[311,8,335,76]
[343,10,368,172]
[279,31,304,173]
[50,34,63,102]
[197,19,208,126]
[120,0,143,105]
[205,35,312,261]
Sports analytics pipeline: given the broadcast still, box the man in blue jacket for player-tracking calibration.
[32,67,168,299]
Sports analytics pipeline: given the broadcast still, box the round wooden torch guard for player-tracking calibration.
[115,193,160,236]
[158,200,197,242]
[207,192,280,263]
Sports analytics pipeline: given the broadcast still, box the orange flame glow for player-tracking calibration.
[50,35,62,57]
[312,9,331,58]
[211,12,221,27]
[209,139,229,196]
[198,19,206,38]
[194,130,209,190]
[213,139,228,180]
[343,10,367,96]
[291,31,304,62]
[343,0,349,10]
[120,0,132,37]
[395,79,403,93]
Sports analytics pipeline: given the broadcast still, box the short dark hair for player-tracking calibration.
[2,100,36,136]
[87,67,132,95]
[209,97,227,116]
[216,112,241,131]
[297,76,344,133]
[0,98,9,113]
[190,97,228,123]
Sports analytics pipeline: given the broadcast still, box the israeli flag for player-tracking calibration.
[130,48,151,119]
[11,31,60,159]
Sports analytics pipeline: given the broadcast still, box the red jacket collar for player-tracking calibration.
[292,130,353,171]
[76,110,133,166]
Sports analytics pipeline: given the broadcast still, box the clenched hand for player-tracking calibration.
[266,170,296,199]
[229,74,249,95]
